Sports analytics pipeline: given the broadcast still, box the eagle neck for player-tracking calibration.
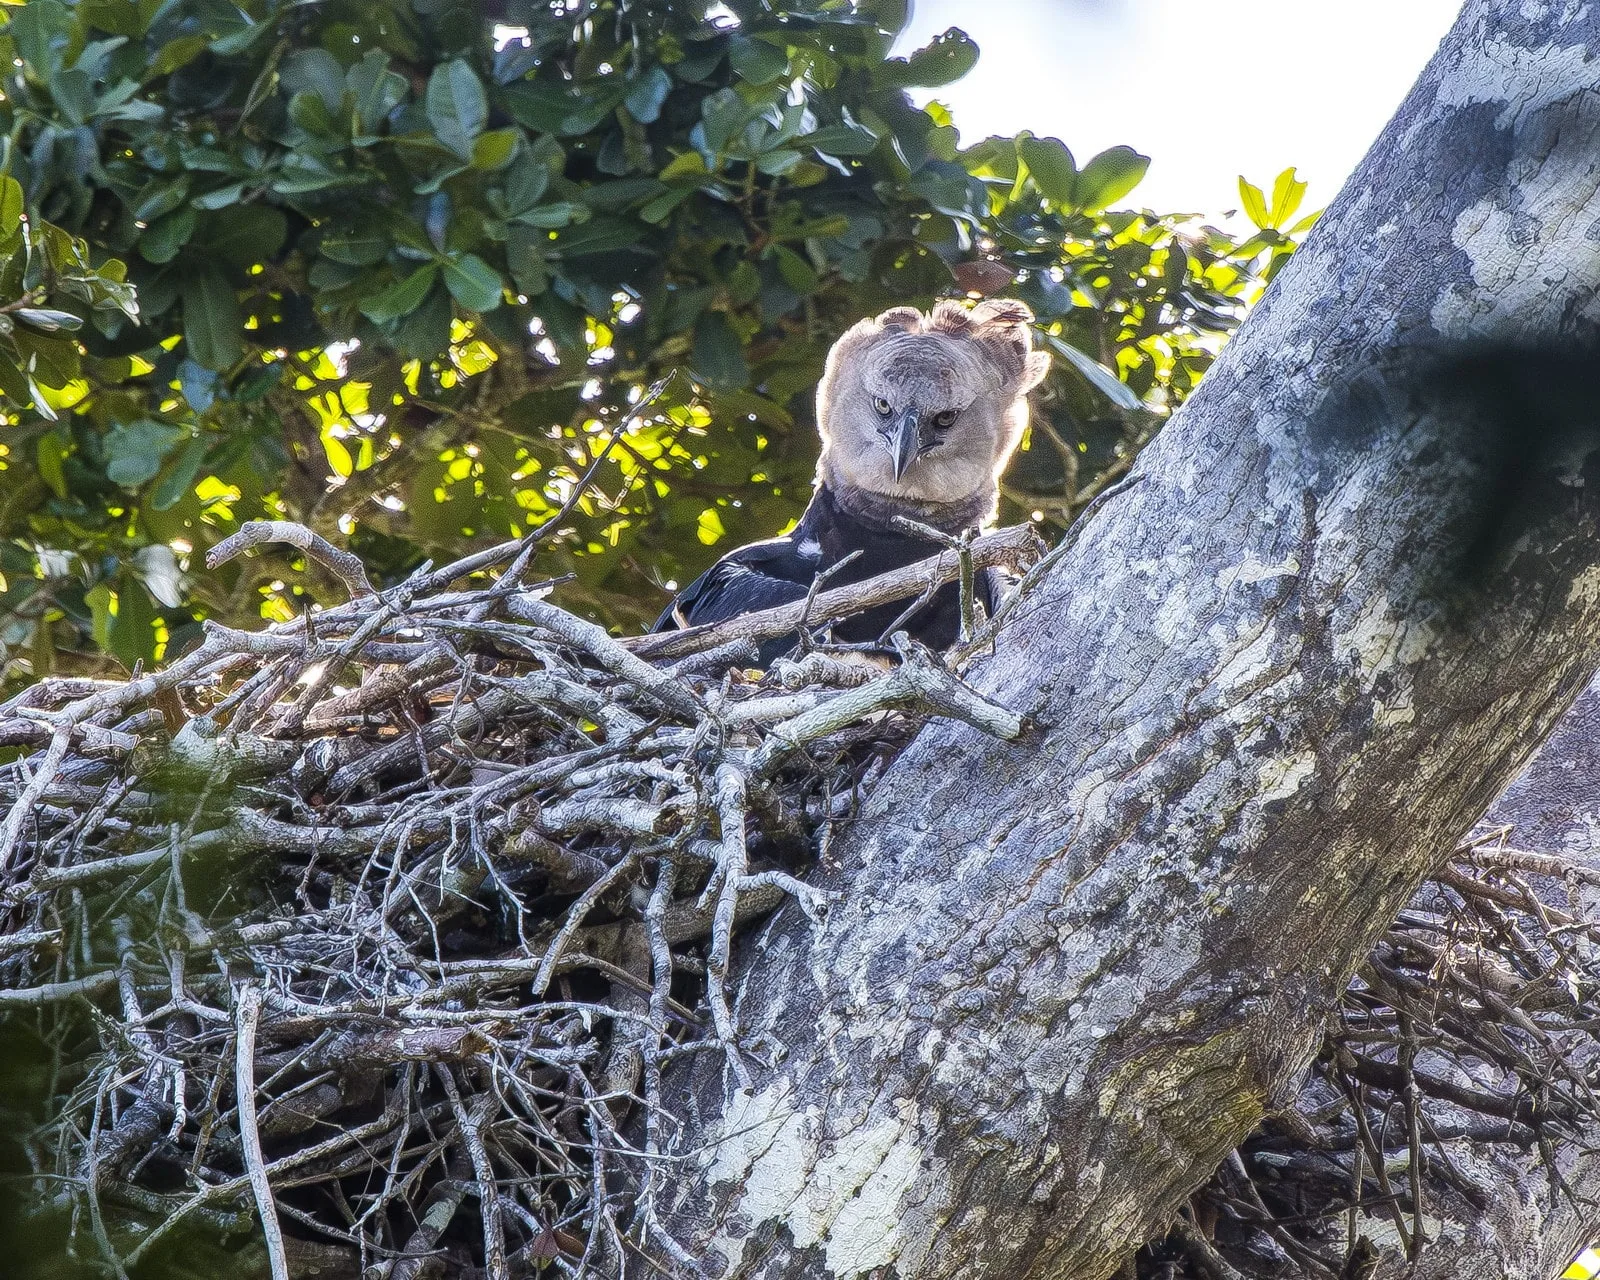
[816,478,993,536]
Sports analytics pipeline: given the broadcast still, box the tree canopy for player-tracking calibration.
[0,0,1313,676]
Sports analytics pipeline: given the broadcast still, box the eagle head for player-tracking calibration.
[815,298,1051,517]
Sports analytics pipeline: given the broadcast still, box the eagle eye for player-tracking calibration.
[933,409,959,429]
[872,396,892,417]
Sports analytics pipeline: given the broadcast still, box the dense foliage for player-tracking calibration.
[0,0,1315,676]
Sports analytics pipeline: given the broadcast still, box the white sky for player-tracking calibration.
[893,0,1464,219]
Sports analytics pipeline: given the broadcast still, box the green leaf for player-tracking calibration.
[0,355,39,413]
[1238,177,1269,229]
[773,245,817,293]
[13,328,79,387]
[280,48,346,112]
[288,89,337,138]
[1289,208,1323,236]
[393,282,452,357]
[191,182,247,211]
[513,202,583,229]
[624,66,672,124]
[320,223,390,266]
[152,437,209,510]
[728,36,789,86]
[1268,166,1308,229]
[132,177,191,223]
[427,60,488,161]
[638,187,693,224]
[878,28,979,89]
[108,572,159,669]
[105,420,185,487]
[756,149,803,177]
[85,582,113,651]
[1073,146,1150,213]
[0,176,23,241]
[506,227,548,296]
[51,67,96,126]
[149,34,208,78]
[799,122,878,157]
[180,271,243,370]
[503,155,550,212]
[441,253,503,312]
[80,0,148,37]
[138,207,197,263]
[471,129,520,171]
[699,89,755,155]
[692,311,748,391]
[551,217,639,257]
[1044,334,1141,411]
[8,1,72,76]
[1018,136,1078,207]
[34,433,69,499]
[658,150,709,181]
[360,265,439,323]
[347,49,406,133]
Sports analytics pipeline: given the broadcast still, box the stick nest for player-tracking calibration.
[0,518,1037,1279]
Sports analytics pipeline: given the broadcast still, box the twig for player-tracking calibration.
[628,523,1044,661]
[235,985,291,1280]
[207,520,376,600]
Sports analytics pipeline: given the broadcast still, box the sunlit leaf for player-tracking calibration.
[1018,136,1078,207]
[1073,146,1151,213]
[1044,334,1142,411]
[729,35,790,86]
[1268,166,1308,228]
[1238,177,1270,229]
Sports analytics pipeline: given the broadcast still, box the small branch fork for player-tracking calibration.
[0,516,1030,1275]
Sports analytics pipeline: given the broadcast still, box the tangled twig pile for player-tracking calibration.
[1150,830,1600,1280]
[0,516,1039,1278]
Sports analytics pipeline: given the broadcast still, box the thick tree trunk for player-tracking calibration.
[653,4,1600,1277]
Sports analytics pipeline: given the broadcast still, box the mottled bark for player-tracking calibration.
[653,4,1600,1278]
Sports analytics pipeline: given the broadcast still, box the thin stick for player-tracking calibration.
[628,523,1043,661]
[208,521,376,600]
[234,985,290,1280]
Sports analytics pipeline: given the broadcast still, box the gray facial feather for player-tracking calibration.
[815,300,1050,523]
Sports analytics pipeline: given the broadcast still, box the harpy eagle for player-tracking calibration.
[652,299,1050,656]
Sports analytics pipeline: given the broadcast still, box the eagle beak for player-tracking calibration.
[888,406,920,482]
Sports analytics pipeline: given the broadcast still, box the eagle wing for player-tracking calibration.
[651,534,823,632]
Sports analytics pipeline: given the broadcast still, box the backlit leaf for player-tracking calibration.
[878,29,978,89]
